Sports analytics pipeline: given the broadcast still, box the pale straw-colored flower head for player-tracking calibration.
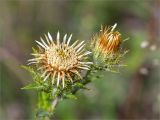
[92,23,122,60]
[28,32,92,88]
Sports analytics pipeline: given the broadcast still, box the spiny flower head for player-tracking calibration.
[92,23,121,59]
[91,23,127,69]
[28,32,92,88]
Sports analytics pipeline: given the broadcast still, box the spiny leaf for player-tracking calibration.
[74,83,84,87]
[21,83,44,90]
[74,82,90,90]
[22,65,43,83]
[21,65,35,74]
[64,93,77,100]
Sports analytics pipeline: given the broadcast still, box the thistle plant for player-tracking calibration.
[22,23,128,119]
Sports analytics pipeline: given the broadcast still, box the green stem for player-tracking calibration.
[36,91,60,119]
[51,97,60,112]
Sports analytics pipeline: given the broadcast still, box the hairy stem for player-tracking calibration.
[51,96,61,113]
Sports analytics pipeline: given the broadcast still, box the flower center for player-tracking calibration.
[57,49,69,59]
[46,45,78,71]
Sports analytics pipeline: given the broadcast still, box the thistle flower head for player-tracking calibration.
[92,23,122,59]
[28,32,92,88]
[91,23,127,70]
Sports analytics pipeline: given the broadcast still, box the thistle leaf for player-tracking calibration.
[21,65,35,74]
[74,83,90,90]
[64,93,77,100]
[21,83,44,90]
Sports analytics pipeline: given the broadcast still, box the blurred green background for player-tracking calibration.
[0,0,160,120]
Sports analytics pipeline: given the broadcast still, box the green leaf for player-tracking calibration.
[21,65,35,74]
[21,83,44,90]
[74,83,84,87]
[73,82,90,90]
[64,93,77,100]
[21,65,43,82]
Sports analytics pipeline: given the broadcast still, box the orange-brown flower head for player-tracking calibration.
[92,23,122,59]
[28,32,92,88]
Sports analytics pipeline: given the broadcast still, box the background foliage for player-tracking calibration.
[0,0,160,120]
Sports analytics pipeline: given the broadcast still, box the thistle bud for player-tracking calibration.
[91,24,127,70]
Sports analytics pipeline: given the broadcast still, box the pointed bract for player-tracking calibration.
[67,34,72,46]
[48,32,53,42]
[63,34,67,43]
[57,31,60,45]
